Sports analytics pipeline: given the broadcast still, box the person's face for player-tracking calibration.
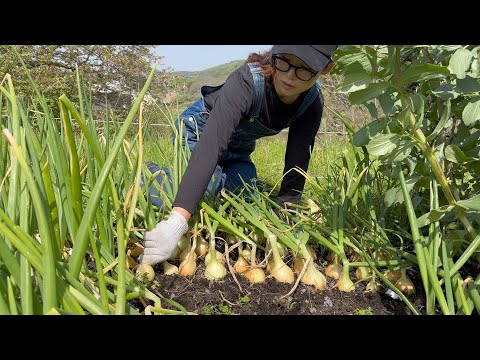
[272,54,322,104]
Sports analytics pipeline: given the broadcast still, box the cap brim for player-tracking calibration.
[272,45,331,72]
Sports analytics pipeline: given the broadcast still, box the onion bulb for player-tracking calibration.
[365,278,380,293]
[325,263,343,280]
[395,273,415,296]
[244,268,265,284]
[178,252,196,277]
[234,243,248,273]
[384,270,401,283]
[293,256,306,274]
[266,234,294,284]
[126,252,137,270]
[177,235,190,252]
[301,261,327,290]
[163,261,179,275]
[205,249,224,266]
[355,266,371,280]
[195,235,209,257]
[134,263,155,282]
[204,256,227,281]
[337,273,355,292]
[128,242,144,257]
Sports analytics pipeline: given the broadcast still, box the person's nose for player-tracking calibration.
[286,67,297,80]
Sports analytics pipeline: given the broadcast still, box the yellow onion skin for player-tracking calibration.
[204,260,227,281]
[205,249,224,266]
[178,253,197,277]
[384,270,402,283]
[244,268,266,284]
[234,256,249,273]
[337,273,355,292]
[134,263,155,282]
[355,266,371,280]
[128,242,144,257]
[269,261,294,284]
[301,262,327,290]
[195,236,209,257]
[395,274,415,296]
[163,261,179,275]
[293,256,306,274]
[325,263,343,280]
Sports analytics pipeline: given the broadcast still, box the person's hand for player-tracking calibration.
[139,211,189,266]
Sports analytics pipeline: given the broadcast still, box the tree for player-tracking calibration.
[0,45,174,114]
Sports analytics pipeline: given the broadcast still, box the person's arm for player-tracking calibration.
[141,66,255,265]
[173,66,254,215]
[277,98,323,208]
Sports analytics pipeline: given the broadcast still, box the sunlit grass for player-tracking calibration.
[141,131,346,196]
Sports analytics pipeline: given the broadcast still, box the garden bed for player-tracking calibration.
[136,263,426,315]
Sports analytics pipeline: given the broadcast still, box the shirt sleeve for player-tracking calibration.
[173,66,254,215]
[277,96,323,206]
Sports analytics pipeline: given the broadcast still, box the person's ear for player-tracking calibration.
[320,62,334,75]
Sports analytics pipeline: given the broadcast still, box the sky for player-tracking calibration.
[154,45,272,72]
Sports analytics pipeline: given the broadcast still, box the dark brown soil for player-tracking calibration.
[137,261,426,315]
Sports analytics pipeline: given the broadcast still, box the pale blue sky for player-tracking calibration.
[154,45,272,72]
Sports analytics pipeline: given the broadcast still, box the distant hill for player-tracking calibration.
[174,60,245,79]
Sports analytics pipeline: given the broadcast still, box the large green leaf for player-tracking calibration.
[456,76,480,93]
[417,205,455,228]
[349,82,390,105]
[426,99,451,142]
[366,133,401,157]
[432,83,461,100]
[449,48,473,80]
[384,175,420,207]
[377,90,399,115]
[337,66,372,93]
[462,98,480,126]
[383,140,415,163]
[352,119,387,147]
[333,46,374,74]
[398,64,450,86]
[456,194,480,211]
[445,144,477,164]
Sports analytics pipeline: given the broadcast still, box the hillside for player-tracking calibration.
[170,60,369,133]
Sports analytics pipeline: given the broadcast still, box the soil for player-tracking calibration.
[135,260,426,316]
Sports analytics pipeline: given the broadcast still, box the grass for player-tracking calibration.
[141,130,346,197]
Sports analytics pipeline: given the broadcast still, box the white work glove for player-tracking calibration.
[139,211,188,266]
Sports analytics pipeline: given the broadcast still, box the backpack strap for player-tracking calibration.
[247,62,265,119]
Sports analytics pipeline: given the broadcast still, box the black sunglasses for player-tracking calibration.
[271,55,318,81]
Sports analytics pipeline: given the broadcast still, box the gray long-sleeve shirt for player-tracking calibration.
[173,63,323,214]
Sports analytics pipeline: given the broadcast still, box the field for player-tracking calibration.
[0,45,479,316]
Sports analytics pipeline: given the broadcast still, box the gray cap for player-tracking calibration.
[271,45,338,72]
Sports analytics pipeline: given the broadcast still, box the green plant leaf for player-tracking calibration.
[462,98,480,126]
[456,76,480,93]
[366,133,401,157]
[456,194,480,211]
[426,99,451,142]
[417,205,455,228]
[383,140,414,163]
[337,65,372,93]
[349,82,390,105]
[384,175,420,207]
[352,119,387,147]
[398,64,450,86]
[445,144,477,164]
[449,48,473,80]
[432,83,461,100]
